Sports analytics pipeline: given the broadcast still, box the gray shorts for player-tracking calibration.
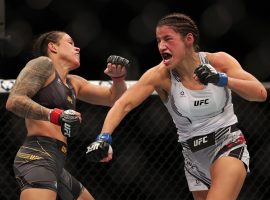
[180,124,250,191]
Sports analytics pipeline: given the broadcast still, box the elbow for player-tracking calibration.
[260,88,268,102]
[6,97,15,112]
[250,88,268,102]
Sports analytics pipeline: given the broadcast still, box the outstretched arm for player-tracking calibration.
[101,76,155,133]
[86,68,158,162]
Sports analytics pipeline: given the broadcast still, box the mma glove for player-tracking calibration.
[86,133,113,162]
[106,55,130,81]
[49,108,81,137]
[194,64,228,87]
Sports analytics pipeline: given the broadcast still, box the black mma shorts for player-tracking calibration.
[13,136,84,200]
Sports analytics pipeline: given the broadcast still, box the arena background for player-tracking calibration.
[1,0,270,199]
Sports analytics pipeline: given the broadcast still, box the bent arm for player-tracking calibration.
[5,56,54,120]
[76,55,129,106]
[212,52,267,102]
[72,75,127,107]
[227,70,267,102]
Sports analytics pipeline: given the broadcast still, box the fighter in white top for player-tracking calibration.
[86,13,267,200]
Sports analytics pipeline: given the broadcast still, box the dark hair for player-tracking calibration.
[157,13,200,51]
[32,31,65,57]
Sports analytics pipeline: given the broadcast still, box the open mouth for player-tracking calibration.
[161,53,172,63]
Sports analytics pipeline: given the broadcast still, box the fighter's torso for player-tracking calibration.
[32,72,76,110]
[163,52,238,141]
[26,72,76,142]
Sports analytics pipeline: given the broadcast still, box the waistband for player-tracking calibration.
[25,136,68,155]
[181,123,239,152]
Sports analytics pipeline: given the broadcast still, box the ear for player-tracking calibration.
[48,42,57,53]
[185,33,194,47]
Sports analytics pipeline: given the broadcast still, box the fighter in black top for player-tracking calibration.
[6,30,130,200]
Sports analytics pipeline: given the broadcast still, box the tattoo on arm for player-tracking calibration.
[8,57,54,120]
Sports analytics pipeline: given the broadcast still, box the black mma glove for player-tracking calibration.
[107,55,130,68]
[106,55,130,81]
[194,64,228,87]
[49,108,81,137]
[86,133,113,162]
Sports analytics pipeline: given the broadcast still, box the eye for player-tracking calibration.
[165,37,172,42]
[68,42,75,46]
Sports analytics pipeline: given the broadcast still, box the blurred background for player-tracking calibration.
[0,0,270,81]
[1,1,270,200]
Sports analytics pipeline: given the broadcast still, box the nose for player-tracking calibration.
[158,41,166,51]
[75,47,80,52]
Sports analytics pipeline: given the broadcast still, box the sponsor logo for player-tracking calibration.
[17,152,42,160]
[0,80,15,92]
[194,136,208,147]
[63,123,71,137]
[195,179,201,186]
[53,181,58,189]
[187,133,215,152]
[67,96,73,104]
[61,146,67,154]
[86,142,100,154]
[194,98,209,106]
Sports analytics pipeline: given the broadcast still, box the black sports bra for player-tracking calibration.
[32,72,76,110]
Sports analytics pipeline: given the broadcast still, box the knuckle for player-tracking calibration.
[107,55,129,67]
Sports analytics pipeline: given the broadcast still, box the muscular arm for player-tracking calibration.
[101,68,157,134]
[210,52,267,101]
[74,55,128,106]
[6,56,54,120]
[72,75,127,107]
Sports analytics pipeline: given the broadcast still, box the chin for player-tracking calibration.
[163,60,174,69]
[71,63,80,70]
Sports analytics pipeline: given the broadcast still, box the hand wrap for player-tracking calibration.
[86,133,113,162]
[49,108,81,137]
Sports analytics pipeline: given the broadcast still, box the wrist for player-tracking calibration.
[96,133,112,144]
[111,74,126,82]
[49,108,63,125]
[217,73,228,87]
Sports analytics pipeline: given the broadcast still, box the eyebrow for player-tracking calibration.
[66,37,74,43]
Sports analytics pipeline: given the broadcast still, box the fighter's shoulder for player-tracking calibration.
[206,51,235,64]
[144,62,167,76]
[206,51,239,70]
[67,74,94,94]
[17,56,54,79]
[27,56,52,67]
[140,62,168,87]
[68,74,89,87]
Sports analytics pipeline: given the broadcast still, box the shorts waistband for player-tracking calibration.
[25,136,68,154]
[181,123,239,152]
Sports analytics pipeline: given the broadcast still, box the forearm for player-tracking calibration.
[228,77,267,102]
[109,79,127,105]
[6,95,50,120]
[101,100,130,134]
